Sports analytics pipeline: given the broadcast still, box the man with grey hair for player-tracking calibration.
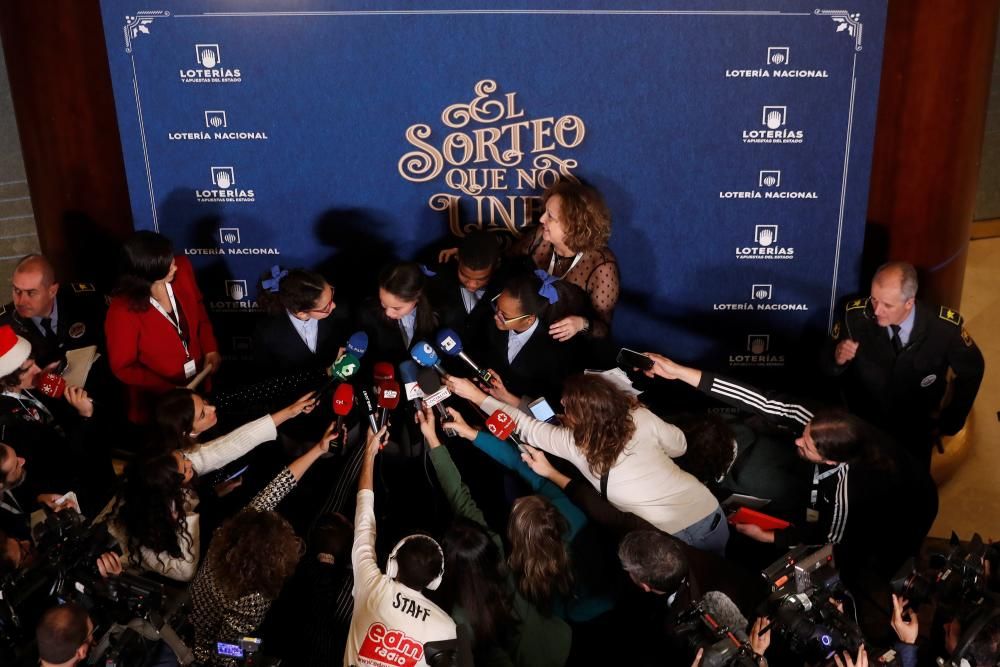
[822,261,984,468]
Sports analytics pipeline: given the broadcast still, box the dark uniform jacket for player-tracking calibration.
[0,282,106,369]
[425,263,500,351]
[252,305,351,379]
[821,298,985,442]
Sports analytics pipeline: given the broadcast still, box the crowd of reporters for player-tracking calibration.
[0,179,993,666]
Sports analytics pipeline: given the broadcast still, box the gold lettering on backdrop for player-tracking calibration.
[398,80,586,236]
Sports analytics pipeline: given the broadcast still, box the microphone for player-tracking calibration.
[410,341,447,376]
[399,360,425,410]
[484,409,529,453]
[34,372,67,399]
[417,367,456,436]
[357,386,380,434]
[332,383,354,436]
[376,380,401,429]
[434,328,492,384]
[373,361,396,383]
[316,352,361,396]
[346,331,369,359]
[700,591,750,644]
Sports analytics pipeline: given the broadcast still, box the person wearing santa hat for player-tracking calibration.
[0,325,115,524]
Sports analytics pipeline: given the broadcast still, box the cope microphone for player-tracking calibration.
[345,331,369,359]
[417,367,456,437]
[399,360,425,410]
[434,328,492,384]
[373,362,395,384]
[410,341,447,376]
[332,383,354,437]
[34,372,67,399]
[357,386,380,434]
[376,380,401,429]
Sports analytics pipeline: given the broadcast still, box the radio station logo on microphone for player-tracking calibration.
[735,225,795,260]
[729,334,785,368]
[184,225,280,257]
[742,106,804,144]
[719,169,817,200]
[179,44,242,83]
[725,46,829,79]
[168,110,268,142]
[194,167,255,203]
[713,284,809,311]
[209,279,260,312]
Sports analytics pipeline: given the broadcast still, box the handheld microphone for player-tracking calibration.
[484,408,529,452]
[332,383,354,437]
[373,361,395,383]
[399,361,425,410]
[317,353,361,396]
[345,331,369,359]
[34,372,67,399]
[410,341,447,376]
[376,380,401,429]
[357,386,380,434]
[416,367,455,436]
[434,328,492,384]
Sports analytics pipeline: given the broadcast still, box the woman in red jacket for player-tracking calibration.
[105,231,220,423]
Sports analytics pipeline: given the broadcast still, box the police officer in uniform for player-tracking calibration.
[0,254,106,371]
[822,261,985,468]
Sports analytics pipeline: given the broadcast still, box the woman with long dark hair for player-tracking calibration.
[417,405,572,667]
[359,262,438,364]
[105,231,220,423]
[100,387,316,581]
[447,373,729,556]
[253,265,348,376]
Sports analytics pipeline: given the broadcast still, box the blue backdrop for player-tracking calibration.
[99,0,886,371]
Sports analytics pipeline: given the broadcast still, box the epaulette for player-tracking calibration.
[70,282,95,293]
[938,307,962,326]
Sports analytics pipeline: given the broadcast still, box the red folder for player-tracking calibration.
[728,507,791,531]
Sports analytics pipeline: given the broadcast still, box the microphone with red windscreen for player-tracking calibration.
[484,409,529,453]
[34,372,67,399]
[332,383,354,436]
[376,380,401,429]
[373,362,395,384]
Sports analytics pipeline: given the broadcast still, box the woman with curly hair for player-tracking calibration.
[189,422,339,665]
[99,387,317,582]
[447,373,728,556]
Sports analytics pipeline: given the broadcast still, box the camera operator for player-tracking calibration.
[640,354,938,587]
[0,525,123,579]
[35,602,95,667]
[889,593,1000,666]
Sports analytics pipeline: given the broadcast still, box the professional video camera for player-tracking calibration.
[672,591,760,667]
[759,545,866,664]
[0,508,192,666]
[891,532,995,610]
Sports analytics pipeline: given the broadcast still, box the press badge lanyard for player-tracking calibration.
[810,463,845,507]
[1,490,23,515]
[547,251,583,279]
[149,284,196,379]
[2,389,53,424]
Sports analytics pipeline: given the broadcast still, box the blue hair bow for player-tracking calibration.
[419,264,437,278]
[534,269,560,304]
[262,265,288,293]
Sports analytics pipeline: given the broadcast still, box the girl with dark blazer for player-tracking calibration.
[359,262,439,367]
[105,232,219,423]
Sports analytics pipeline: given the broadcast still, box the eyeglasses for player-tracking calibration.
[490,294,532,326]
[308,290,336,314]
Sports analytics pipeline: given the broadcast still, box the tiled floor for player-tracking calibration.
[930,237,1000,540]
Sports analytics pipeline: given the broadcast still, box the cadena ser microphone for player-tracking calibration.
[34,372,67,399]
[345,331,369,359]
[376,380,401,429]
[357,386,380,434]
[434,328,492,384]
[417,367,456,437]
[410,341,447,376]
[332,383,354,434]
[373,361,395,383]
[399,360,425,410]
